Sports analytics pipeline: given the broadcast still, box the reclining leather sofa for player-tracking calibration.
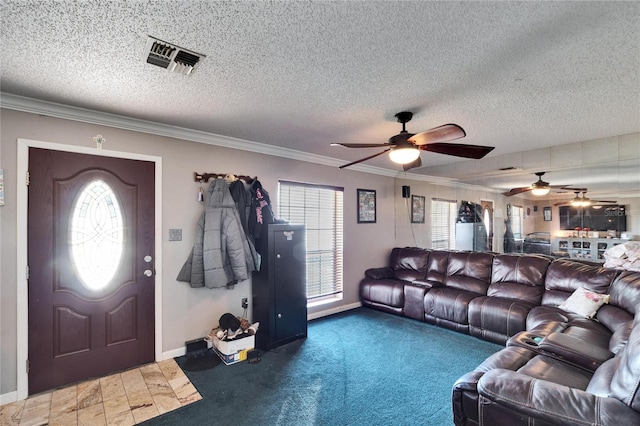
[359,247,640,425]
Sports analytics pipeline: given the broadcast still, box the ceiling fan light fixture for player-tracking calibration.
[531,187,550,196]
[389,147,420,164]
[570,191,592,207]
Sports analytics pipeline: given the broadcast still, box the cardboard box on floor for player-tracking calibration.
[211,334,255,365]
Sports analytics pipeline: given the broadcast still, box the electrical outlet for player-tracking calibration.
[242,298,248,309]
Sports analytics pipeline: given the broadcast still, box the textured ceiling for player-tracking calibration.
[1,1,639,197]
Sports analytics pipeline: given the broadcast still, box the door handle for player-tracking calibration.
[144,269,153,277]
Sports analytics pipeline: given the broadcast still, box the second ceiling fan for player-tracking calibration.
[502,172,571,197]
[554,190,617,207]
[331,111,495,171]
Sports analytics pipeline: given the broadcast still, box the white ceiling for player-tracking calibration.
[1,1,639,198]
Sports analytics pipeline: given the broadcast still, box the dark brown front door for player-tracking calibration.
[28,148,155,395]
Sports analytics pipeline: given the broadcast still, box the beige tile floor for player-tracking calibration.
[0,358,202,426]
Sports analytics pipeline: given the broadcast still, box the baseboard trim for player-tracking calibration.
[0,391,18,405]
[161,347,186,360]
[308,302,362,321]
[159,304,362,360]
[162,339,214,361]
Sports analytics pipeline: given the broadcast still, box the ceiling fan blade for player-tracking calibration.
[402,157,422,171]
[408,124,466,145]
[331,142,394,148]
[338,149,391,169]
[592,200,617,204]
[420,142,495,159]
[502,186,533,196]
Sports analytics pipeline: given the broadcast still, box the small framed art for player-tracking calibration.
[411,195,425,223]
[357,189,376,223]
[543,206,552,221]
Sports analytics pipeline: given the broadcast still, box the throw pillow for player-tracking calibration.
[559,287,610,318]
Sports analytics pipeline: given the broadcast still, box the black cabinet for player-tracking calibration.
[252,223,307,350]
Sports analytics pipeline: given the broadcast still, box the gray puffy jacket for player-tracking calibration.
[177,179,260,288]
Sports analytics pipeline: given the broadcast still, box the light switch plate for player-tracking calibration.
[169,229,182,241]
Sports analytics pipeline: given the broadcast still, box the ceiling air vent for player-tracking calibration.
[143,36,205,76]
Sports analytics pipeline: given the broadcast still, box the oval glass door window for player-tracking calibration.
[70,180,124,291]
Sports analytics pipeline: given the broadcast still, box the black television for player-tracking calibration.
[558,205,627,231]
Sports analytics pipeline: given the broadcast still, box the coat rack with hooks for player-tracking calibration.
[194,172,257,183]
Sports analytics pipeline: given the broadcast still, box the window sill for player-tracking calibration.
[307,293,343,308]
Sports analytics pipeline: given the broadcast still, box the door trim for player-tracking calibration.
[17,138,163,400]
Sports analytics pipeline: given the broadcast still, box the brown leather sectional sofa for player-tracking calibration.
[359,247,640,425]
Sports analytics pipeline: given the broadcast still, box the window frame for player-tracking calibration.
[511,205,524,239]
[278,180,344,304]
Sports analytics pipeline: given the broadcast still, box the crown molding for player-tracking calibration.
[394,171,503,193]
[1,93,399,178]
[2,93,498,190]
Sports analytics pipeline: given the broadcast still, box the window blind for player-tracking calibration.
[511,205,524,239]
[278,181,344,300]
[431,199,457,249]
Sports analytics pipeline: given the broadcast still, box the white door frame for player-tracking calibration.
[16,138,163,400]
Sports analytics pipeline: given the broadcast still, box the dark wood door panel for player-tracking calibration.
[28,148,155,394]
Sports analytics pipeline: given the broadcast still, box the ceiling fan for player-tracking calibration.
[330,111,495,171]
[502,172,571,197]
[554,190,617,207]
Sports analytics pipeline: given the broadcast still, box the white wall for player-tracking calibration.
[0,109,396,396]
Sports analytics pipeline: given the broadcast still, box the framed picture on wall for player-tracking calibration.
[411,195,425,223]
[357,189,376,223]
[543,206,552,221]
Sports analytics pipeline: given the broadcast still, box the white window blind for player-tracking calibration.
[278,181,344,300]
[511,205,524,239]
[431,199,457,249]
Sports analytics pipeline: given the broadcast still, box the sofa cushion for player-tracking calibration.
[541,259,618,306]
[424,287,480,332]
[424,250,450,285]
[558,287,609,318]
[469,297,535,344]
[594,271,640,353]
[389,247,430,282]
[586,357,620,397]
[489,254,551,304]
[611,317,640,411]
[526,305,613,349]
[608,271,640,315]
[445,251,494,294]
[360,279,404,314]
[517,355,593,389]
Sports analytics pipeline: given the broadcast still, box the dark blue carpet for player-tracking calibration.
[144,307,501,425]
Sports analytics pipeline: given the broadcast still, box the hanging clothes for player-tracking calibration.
[228,178,261,273]
[249,179,276,255]
[177,178,260,289]
[228,178,252,239]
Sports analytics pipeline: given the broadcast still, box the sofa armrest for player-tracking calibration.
[412,279,444,289]
[478,369,640,425]
[452,371,484,425]
[538,332,613,371]
[364,267,394,280]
